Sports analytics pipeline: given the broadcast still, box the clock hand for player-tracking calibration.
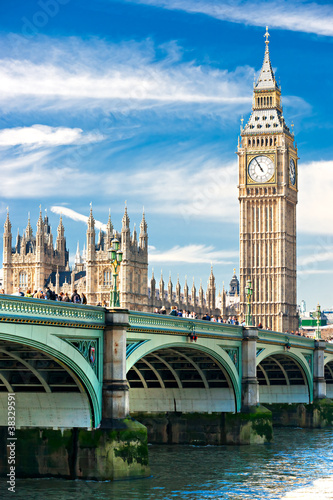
[255,158,264,172]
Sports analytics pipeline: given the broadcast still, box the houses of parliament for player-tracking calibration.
[2,206,237,317]
[1,28,298,332]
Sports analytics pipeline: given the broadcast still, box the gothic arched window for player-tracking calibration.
[19,272,27,287]
[103,270,111,287]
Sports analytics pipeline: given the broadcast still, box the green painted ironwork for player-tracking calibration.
[315,304,321,339]
[245,279,253,327]
[126,341,149,359]
[225,348,239,372]
[128,311,243,338]
[304,354,313,372]
[0,295,105,327]
[109,236,123,308]
[65,339,99,376]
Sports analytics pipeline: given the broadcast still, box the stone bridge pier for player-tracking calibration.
[102,309,129,424]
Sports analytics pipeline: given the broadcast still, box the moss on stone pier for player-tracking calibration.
[133,408,273,445]
[0,419,150,481]
[265,400,333,428]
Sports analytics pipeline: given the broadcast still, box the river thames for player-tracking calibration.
[1,428,333,499]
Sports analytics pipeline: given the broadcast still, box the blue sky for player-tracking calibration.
[1,0,333,310]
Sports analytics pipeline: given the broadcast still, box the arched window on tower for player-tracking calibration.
[19,272,27,288]
[103,269,112,287]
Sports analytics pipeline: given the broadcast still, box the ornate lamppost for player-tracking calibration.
[315,303,321,340]
[245,279,253,327]
[108,236,123,308]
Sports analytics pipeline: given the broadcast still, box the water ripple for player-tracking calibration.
[0,428,333,499]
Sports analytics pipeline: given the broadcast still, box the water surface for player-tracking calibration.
[1,428,333,499]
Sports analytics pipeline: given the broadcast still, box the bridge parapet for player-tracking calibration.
[128,311,243,338]
[0,295,105,328]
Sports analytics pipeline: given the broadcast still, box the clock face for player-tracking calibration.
[248,155,274,183]
[289,158,296,186]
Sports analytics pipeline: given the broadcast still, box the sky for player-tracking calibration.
[1,0,333,310]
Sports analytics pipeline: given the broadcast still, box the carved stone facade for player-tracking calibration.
[237,28,298,332]
[2,207,239,317]
[3,210,68,294]
[2,207,148,311]
[148,267,222,317]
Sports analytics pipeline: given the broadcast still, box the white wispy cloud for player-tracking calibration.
[298,249,333,267]
[0,125,104,148]
[111,159,239,222]
[149,244,238,264]
[0,36,254,117]
[127,0,333,36]
[0,150,98,198]
[51,206,107,231]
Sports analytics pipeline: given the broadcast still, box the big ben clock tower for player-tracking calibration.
[237,27,298,332]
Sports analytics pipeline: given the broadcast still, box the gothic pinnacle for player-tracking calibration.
[88,203,95,229]
[122,201,130,229]
[4,208,11,232]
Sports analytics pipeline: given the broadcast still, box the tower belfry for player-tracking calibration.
[237,28,298,332]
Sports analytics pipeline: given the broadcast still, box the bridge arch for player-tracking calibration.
[256,348,313,404]
[126,339,241,413]
[0,331,102,428]
[324,356,333,399]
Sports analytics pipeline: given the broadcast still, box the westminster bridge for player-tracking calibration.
[0,295,333,480]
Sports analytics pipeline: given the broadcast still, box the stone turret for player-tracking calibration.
[159,271,165,305]
[3,210,12,293]
[183,276,189,308]
[106,210,113,248]
[25,214,33,241]
[176,275,181,306]
[139,209,148,251]
[36,208,44,254]
[3,210,12,262]
[150,269,156,301]
[121,204,130,255]
[191,278,196,307]
[206,266,216,313]
[35,208,45,290]
[199,280,204,309]
[167,273,173,303]
[87,206,95,259]
[131,224,137,247]
[86,206,96,303]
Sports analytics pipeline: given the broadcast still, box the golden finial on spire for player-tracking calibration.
[233,268,236,275]
[264,26,270,46]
